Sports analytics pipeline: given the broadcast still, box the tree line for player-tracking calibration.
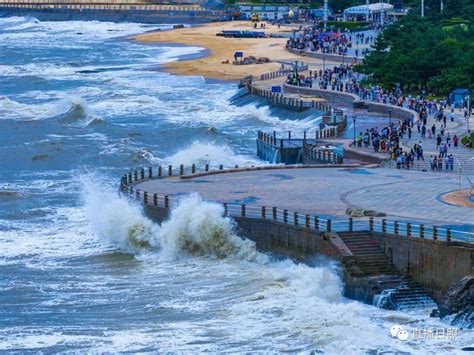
[356,0,473,96]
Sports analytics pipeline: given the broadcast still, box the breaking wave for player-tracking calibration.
[83,179,263,261]
[165,141,262,167]
[58,97,90,122]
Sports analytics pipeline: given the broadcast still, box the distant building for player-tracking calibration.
[343,2,393,23]
[233,4,301,21]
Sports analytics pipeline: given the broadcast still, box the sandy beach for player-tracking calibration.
[133,21,309,81]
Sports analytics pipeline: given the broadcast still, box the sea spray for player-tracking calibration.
[83,177,159,250]
[158,194,266,262]
[165,141,262,167]
[83,179,265,261]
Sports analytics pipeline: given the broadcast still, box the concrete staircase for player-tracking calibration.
[339,232,437,311]
[339,232,398,276]
[374,278,438,311]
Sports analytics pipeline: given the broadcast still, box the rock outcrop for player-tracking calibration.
[434,276,474,329]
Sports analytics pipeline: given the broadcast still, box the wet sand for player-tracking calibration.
[133,21,310,81]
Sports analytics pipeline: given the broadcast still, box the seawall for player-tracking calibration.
[0,3,223,23]
[282,82,416,122]
[134,179,473,305]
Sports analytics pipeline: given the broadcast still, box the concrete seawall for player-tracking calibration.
[375,233,474,301]
[0,4,223,23]
[286,47,362,65]
[282,82,416,122]
[142,201,473,305]
[123,166,473,310]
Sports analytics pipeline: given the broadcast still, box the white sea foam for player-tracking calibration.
[80,183,472,353]
[83,180,263,261]
[165,141,262,167]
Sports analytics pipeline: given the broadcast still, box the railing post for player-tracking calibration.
[241,204,246,217]
[129,186,134,196]
[164,195,169,209]
[327,219,332,232]
[133,170,138,181]
[420,224,424,238]
[283,209,288,223]
[447,228,452,242]
[223,203,227,216]
[261,206,266,219]
[140,168,144,180]
[433,226,438,240]
[205,163,209,172]
[148,167,152,178]
[179,164,184,176]
[153,193,158,206]
[407,223,411,237]
[219,164,223,170]
[135,189,140,200]
[168,165,172,176]
[305,214,310,229]
[294,212,298,226]
[315,216,319,230]
[128,172,132,183]
[382,219,387,233]
[192,164,196,174]
[369,217,374,232]
[288,131,291,140]
[349,217,353,232]
[394,221,399,235]
[272,207,277,220]
[158,166,162,177]
[144,191,148,204]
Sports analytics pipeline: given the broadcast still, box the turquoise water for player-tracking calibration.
[0,16,472,352]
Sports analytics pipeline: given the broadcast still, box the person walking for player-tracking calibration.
[436,134,442,149]
[453,134,459,148]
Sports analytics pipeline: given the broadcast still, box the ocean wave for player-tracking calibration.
[83,180,262,261]
[0,15,39,31]
[79,183,430,353]
[164,141,262,167]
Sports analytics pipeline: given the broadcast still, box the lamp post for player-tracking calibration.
[466,95,471,134]
[353,116,357,145]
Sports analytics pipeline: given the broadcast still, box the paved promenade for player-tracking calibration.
[134,167,474,226]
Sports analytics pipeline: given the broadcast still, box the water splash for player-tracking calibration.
[165,141,262,167]
[83,179,264,261]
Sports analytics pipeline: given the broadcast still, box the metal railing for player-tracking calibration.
[257,129,338,146]
[119,164,474,245]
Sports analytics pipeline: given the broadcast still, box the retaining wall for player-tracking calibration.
[374,233,474,301]
[0,5,222,23]
[286,47,362,65]
[282,82,416,122]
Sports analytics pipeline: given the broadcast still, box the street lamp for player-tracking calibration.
[466,95,471,134]
[353,116,357,145]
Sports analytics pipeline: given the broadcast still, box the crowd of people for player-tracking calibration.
[286,27,374,57]
[284,62,466,172]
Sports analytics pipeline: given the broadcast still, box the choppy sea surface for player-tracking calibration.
[0,16,472,353]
